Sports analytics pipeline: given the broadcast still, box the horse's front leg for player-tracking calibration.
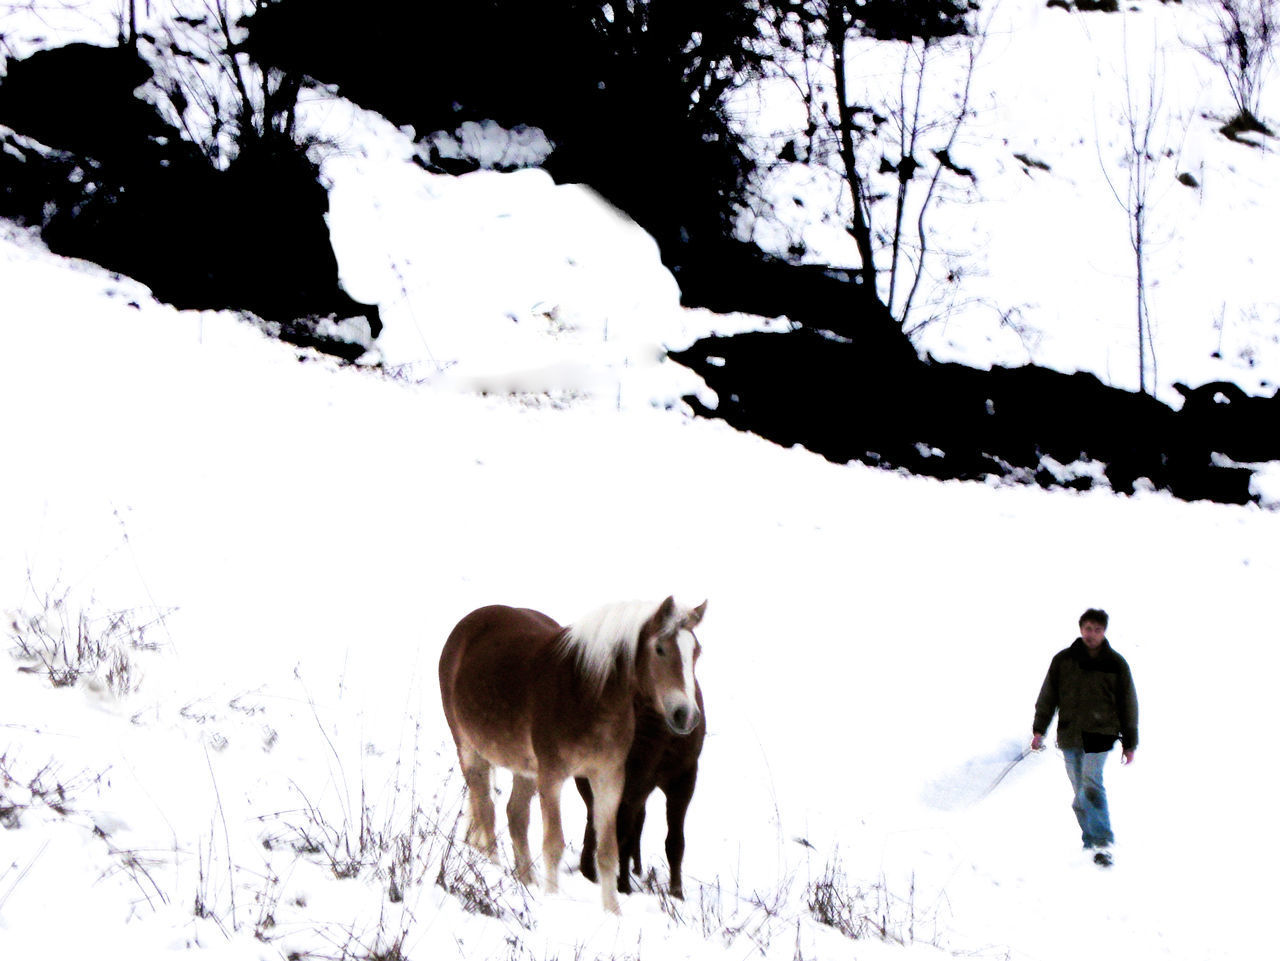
[587,765,626,913]
[536,772,567,895]
[663,766,698,899]
[614,796,645,894]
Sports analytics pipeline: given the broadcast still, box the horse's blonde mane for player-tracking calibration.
[559,599,665,694]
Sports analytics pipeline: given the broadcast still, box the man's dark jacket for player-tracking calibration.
[1033,638,1139,753]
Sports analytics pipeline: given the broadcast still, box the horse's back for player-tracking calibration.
[440,605,561,681]
[439,605,564,761]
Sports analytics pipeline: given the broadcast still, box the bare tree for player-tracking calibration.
[138,0,303,168]
[754,0,984,331]
[1099,23,1172,396]
[886,32,982,332]
[1191,0,1277,129]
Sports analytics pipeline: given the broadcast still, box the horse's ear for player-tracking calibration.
[657,595,678,623]
[684,600,708,629]
[642,596,679,639]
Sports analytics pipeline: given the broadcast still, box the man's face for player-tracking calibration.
[1080,620,1107,651]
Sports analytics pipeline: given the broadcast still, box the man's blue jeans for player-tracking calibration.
[1062,748,1113,848]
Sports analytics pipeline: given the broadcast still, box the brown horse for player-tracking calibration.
[575,676,704,898]
[438,596,706,913]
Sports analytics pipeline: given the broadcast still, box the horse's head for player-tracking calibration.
[638,596,706,736]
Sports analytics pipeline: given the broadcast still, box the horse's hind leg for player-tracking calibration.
[459,747,497,858]
[574,777,599,883]
[507,774,537,884]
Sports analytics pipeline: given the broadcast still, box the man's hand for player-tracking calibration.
[1031,733,1046,752]
[1122,749,1135,765]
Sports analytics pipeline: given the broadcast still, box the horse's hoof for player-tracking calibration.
[580,860,598,883]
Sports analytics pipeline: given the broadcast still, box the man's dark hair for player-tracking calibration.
[1079,608,1109,629]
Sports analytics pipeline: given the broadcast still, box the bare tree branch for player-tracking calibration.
[901,30,982,330]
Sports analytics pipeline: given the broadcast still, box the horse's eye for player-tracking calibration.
[655,644,667,657]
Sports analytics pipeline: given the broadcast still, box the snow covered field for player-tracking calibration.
[4,215,1278,961]
[3,1,1280,959]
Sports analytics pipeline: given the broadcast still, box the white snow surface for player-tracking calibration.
[3,2,1280,960]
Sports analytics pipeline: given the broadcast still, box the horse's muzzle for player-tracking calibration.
[666,703,701,736]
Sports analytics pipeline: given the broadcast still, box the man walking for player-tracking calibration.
[1031,608,1139,867]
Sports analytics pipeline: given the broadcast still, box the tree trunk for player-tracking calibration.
[829,3,878,299]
